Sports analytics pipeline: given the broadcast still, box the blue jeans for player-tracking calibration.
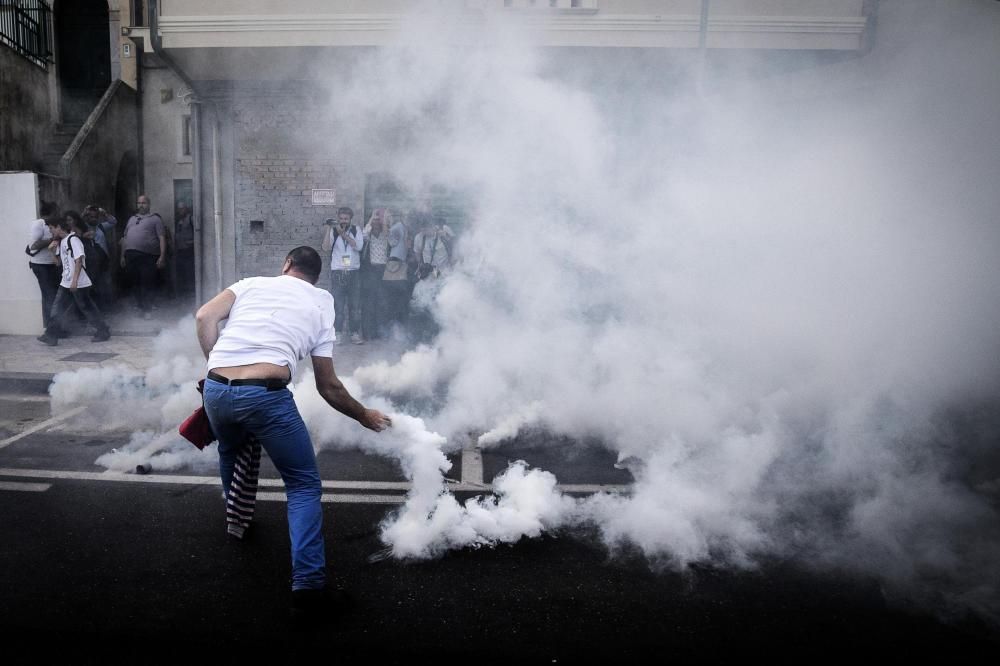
[46,286,109,338]
[202,379,326,590]
[330,269,361,335]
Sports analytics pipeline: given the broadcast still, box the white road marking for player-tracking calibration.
[557,484,630,493]
[0,467,630,496]
[257,491,405,504]
[460,439,485,487]
[0,481,51,492]
[0,406,86,451]
[0,393,51,402]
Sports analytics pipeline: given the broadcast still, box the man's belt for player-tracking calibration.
[207,371,288,391]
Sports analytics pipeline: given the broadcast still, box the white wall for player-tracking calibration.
[0,172,44,335]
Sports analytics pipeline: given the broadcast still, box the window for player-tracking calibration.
[130,0,145,27]
[0,0,53,69]
[178,114,192,162]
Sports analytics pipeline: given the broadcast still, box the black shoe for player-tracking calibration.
[36,334,58,346]
[290,586,354,622]
[92,330,111,342]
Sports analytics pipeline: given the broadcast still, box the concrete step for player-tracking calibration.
[41,158,63,175]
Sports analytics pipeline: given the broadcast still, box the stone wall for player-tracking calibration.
[63,81,139,211]
[140,65,193,234]
[0,46,51,173]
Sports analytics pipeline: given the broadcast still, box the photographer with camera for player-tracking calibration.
[413,215,454,280]
[321,207,365,344]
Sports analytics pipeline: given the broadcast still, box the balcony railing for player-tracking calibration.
[0,0,52,69]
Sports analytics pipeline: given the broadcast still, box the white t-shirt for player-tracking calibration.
[329,226,364,271]
[59,234,92,289]
[207,275,336,377]
[28,219,55,265]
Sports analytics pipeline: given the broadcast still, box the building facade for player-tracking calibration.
[1,0,141,333]
[131,0,875,303]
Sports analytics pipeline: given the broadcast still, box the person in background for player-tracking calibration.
[84,205,118,309]
[81,206,111,310]
[413,215,454,280]
[382,208,410,332]
[174,201,195,298]
[27,201,61,334]
[121,194,166,320]
[321,206,365,345]
[361,208,389,340]
[37,212,111,346]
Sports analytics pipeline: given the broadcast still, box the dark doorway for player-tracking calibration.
[172,179,195,303]
[114,150,138,234]
[56,0,111,124]
[112,150,138,299]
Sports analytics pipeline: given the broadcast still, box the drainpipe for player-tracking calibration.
[147,1,195,96]
[212,112,224,293]
[861,0,879,55]
[698,0,710,50]
[189,97,204,305]
[696,0,711,94]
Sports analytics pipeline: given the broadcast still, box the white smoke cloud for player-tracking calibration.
[51,315,570,559]
[317,0,1000,618]
[51,316,213,472]
[383,460,576,559]
[44,0,1000,622]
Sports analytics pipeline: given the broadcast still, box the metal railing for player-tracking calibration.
[0,0,52,69]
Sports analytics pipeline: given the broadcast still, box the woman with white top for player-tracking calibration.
[361,208,390,339]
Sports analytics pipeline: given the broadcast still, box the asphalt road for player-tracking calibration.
[0,394,997,664]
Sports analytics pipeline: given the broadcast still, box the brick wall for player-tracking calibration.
[232,94,363,280]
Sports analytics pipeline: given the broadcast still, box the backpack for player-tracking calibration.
[66,233,106,279]
[98,219,117,254]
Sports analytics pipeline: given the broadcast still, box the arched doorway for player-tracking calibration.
[55,0,111,124]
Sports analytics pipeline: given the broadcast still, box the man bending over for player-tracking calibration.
[195,246,391,616]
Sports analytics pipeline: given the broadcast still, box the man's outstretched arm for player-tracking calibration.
[195,289,236,359]
[312,355,392,432]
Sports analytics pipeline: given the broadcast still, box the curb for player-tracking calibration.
[0,372,54,396]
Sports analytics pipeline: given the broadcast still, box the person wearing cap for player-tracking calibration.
[195,245,391,618]
[321,206,365,344]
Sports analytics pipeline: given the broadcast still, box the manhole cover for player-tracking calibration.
[58,352,119,362]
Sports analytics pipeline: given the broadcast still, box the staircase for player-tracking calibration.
[41,123,83,175]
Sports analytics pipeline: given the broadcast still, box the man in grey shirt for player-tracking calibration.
[121,194,166,319]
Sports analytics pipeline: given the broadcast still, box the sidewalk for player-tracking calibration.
[0,301,409,394]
